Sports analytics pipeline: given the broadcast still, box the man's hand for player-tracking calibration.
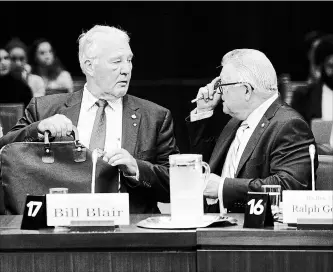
[196,77,222,113]
[37,114,73,138]
[203,173,222,199]
[103,148,138,176]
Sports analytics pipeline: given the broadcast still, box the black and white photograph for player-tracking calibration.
[0,1,332,271]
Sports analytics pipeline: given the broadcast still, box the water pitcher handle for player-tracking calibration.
[202,162,210,191]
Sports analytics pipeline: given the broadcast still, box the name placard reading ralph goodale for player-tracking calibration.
[283,191,333,224]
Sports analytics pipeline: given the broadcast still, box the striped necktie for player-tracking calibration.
[224,121,249,178]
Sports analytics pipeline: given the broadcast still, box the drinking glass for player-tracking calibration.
[262,185,281,215]
[49,187,69,232]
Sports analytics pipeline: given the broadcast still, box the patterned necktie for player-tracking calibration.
[224,121,249,178]
[89,99,108,151]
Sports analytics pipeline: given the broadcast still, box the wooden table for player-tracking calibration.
[197,214,333,272]
[1,214,332,272]
[0,215,196,272]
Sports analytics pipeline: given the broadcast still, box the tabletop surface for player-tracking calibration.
[1,213,332,250]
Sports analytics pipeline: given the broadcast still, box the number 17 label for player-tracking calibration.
[26,201,42,217]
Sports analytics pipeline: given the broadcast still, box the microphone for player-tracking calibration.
[309,144,316,191]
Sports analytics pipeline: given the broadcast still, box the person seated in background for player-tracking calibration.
[292,35,333,155]
[29,38,74,95]
[303,30,326,84]
[0,25,179,213]
[5,38,45,97]
[292,35,333,124]
[187,49,318,213]
[0,47,32,107]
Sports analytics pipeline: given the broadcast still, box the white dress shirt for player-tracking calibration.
[77,84,123,153]
[190,93,279,211]
[321,84,333,121]
[76,85,139,181]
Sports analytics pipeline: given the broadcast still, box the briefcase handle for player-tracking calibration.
[44,126,80,145]
[42,126,86,164]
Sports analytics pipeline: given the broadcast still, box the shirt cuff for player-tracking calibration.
[190,108,214,122]
[218,177,226,215]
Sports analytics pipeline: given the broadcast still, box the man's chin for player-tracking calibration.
[108,87,128,99]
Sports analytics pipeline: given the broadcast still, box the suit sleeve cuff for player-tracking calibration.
[190,108,214,122]
[123,166,140,181]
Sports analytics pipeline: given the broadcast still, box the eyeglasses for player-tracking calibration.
[214,79,254,95]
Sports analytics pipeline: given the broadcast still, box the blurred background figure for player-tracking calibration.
[304,31,325,84]
[5,38,45,97]
[30,38,74,95]
[0,47,32,106]
[292,34,333,124]
[292,34,333,155]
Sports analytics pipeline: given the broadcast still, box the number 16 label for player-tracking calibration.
[247,199,264,215]
[243,192,273,228]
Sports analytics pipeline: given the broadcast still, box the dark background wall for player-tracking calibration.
[2,1,332,80]
[1,1,332,152]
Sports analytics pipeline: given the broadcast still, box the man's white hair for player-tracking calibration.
[78,25,130,75]
[221,49,278,98]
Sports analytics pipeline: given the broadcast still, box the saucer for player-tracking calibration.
[137,215,237,229]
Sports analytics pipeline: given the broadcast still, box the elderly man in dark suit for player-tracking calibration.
[188,49,318,213]
[0,25,179,214]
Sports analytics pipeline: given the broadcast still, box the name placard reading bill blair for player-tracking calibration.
[46,193,129,226]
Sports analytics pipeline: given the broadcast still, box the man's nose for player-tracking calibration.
[120,61,132,74]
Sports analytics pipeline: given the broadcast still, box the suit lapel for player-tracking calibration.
[235,97,283,176]
[58,90,83,127]
[209,118,241,173]
[121,95,141,155]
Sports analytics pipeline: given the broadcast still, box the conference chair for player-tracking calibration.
[311,119,333,144]
[0,103,24,135]
[316,155,333,190]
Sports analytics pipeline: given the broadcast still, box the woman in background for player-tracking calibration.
[292,35,333,124]
[5,38,45,97]
[0,47,32,106]
[30,38,73,95]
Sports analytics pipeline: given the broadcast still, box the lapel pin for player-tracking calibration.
[131,114,137,119]
[261,123,265,128]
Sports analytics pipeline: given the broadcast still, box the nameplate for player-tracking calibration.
[243,192,274,228]
[283,191,333,224]
[46,193,129,226]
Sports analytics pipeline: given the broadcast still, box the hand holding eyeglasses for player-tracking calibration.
[192,77,222,112]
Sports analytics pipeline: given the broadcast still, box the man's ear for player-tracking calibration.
[84,59,94,77]
[245,86,252,101]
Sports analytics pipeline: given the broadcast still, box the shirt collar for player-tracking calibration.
[83,84,123,111]
[244,92,279,129]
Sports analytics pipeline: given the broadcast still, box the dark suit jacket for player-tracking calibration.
[0,90,179,214]
[187,97,318,213]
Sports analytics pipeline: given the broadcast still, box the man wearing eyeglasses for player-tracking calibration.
[188,49,318,213]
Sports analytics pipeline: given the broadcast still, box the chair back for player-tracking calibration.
[311,119,333,144]
[278,75,308,105]
[0,103,24,135]
[316,155,333,190]
[45,88,69,96]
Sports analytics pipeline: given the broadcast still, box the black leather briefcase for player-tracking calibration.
[0,130,118,215]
